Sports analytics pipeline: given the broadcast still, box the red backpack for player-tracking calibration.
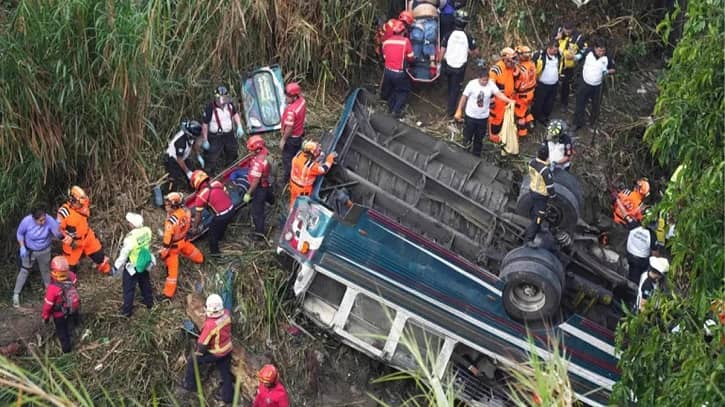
[53,281,81,316]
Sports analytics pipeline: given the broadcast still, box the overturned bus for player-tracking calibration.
[277,89,632,406]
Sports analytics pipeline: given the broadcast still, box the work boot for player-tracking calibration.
[12,294,20,308]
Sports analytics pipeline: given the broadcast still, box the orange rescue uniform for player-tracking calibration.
[57,202,110,273]
[289,152,336,209]
[489,60,518,143]
[514,59,536,137]
[613,190,646,225]
[161,207,203,298]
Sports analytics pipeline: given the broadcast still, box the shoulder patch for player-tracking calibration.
[58,207,70,218]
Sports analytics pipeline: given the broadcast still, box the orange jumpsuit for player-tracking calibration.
[489,60,517,143]
[161,207,203,298]
[514,59,537,137]
[57,202,110,273]
[613,190,645,225]
[289,152,336,209]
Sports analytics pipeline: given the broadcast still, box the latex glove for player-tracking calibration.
[197,155,205,168]
[185,170,193,180]
[243,193,252,203]
[201,139,210,151]
[235,126,245,139]
[574,53,583,61]
[454,110,463,122]
[19,246,28,258]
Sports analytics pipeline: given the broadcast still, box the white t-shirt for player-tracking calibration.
[539,54,560,85]
[627,226,652,258]
[582,52,610,86]
[462,79,500,119]
[443,30,473,69]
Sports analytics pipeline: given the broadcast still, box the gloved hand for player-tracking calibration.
[243,193,252,203]
[19,246,28,258]
[235,126,245,139]
[574,53,583,62]
[201,139,210,151]
[110,266,119,278]
[185,170,193,180]
[197,155,205,168]
[454,110,463,122]
[602,68,609,76]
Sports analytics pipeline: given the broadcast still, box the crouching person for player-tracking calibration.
[182,294,233,404]
[41,256,80,353]
[114,212,155,317]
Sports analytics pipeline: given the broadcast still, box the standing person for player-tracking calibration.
[454,70,514,156]
[243,136,275,241]
[201,86,245,175]
[636,256,669,313]
[572,40,615,130]
[160,193,203,300]
[553,22,586,108]
[524,145,555,242]
[57,186,111,274]
[544,119,574,171]
[181,294,233,404]
[189,170,234,255]
[514,45,536,137]
[626,221,658,283]
[531,41,562,125]
[439,0,456,40]
[253,364,290,407]
[113,213,155,317]
[376,10,415,55]
[41,256,79,353]
[289,141,337,209]
[488,48,519,143]
[441,9,478,117]
[381,21,416,118]
[164,120,203,192]
[13,208,63,307]
[279,82,307,186]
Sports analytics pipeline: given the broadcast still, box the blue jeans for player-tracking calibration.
[381,69,411,116]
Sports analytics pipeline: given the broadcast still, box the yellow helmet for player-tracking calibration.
[68,186,88,207]
[501,47,516,59]
[50,256,70,281]
[302,140,321,156]
[516,45,532,59]
[164,192,184,207]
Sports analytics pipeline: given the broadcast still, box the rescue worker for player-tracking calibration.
[454,69,515,156]
[243,136,275,241]
[13,208,63,307]
[488,47,519,143]
[253,364,290,407]
[289,141,337,209]
[573,40,615,130]
[57,186,111,274]
[160,193,203,299]
[381,20,416,118]
[613,178,650,225]
[531,40,562,125]
[113,213,155,317]
[544,119,574,171]
[201,86,245,175]
[513,45,536,136]
[181,294,233,404]
[441,9,478,117]
[376,10,415,54]
[164,120,203,192]
[524,145,555,242]
[280,82,307,185]
[552,22,586,108]
[41,256,78,353]
[636,256,669,313]
[626,221,658,283]
[190,170,234,254]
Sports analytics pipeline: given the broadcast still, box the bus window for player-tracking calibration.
[304,273,347,325]
[392,320,444,371]
[343,293,396,350]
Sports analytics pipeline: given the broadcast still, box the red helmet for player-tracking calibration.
[285,82,301,97]
[246,135,266,152]
[258,364,278,385]
[50,256,69,281]
[398,11,414,26]
[190,170,209,190]
[391,20,406,34]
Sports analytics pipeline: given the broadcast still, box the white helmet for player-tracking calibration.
[205,294,224,317]
[649,256,670,275]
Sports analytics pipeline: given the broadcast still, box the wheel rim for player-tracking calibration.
[509,282,546,313]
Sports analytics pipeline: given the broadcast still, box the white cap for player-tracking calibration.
[125,212,144,228]
[649,256,670,274]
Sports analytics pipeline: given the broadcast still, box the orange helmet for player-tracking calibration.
[50,256,69,281]
[391,20,406,34]
[68,186,88,207]
[516,45,532,59]
[302,140,321,156]
[258,364,278,385]
[285,82,301,97]
[246,135,266,152]
[398,11,414,26]
[165,192,183,207]
[636,178,650,197]
[190,170,209,190]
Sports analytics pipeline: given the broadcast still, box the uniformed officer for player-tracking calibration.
[524,145,555,242]
[381,20,415,118]
[626,221,658,283]
[636,256,669,313]
[243,136,275,241]
[201,86,245,175]
[164,120,203,191]
[280,82,307,185]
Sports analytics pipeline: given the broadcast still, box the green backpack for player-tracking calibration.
[134,246,152,273]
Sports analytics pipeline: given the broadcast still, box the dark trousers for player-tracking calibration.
[573,82,602,128]
[380,68,411,116]
[463,116,489,157]
[184,352,233,403]
[445,63,466,116]
[208,210,233,254]
[532,82,558,123]
[205,132,237,175]
[164,156,195,192]
[251,186,275,235]
[282,136,304,185]
[121,268,153,316]
[559,68,575,107]
[524,193,549,241]
[54,315,77,353]
[627,254,649,283]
